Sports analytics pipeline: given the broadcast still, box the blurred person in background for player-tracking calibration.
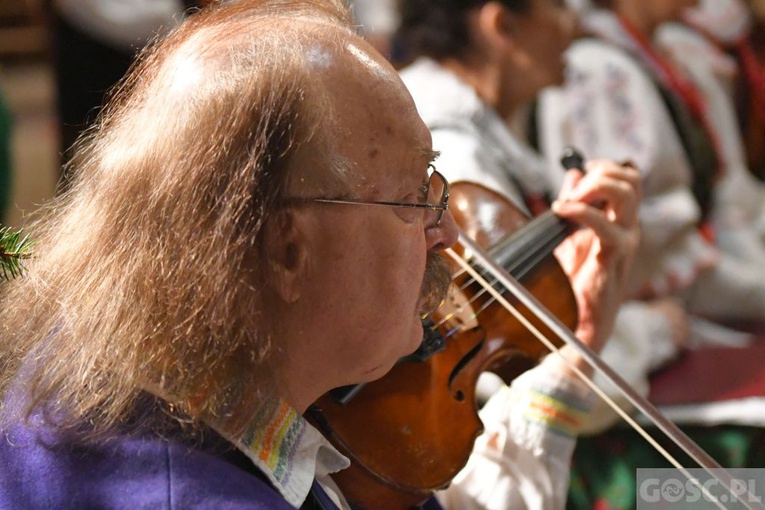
[50,0,197,187]
[396,0,691,438]
[537,0,765,507]
[741,0,765,180]
[658,0,765,260]
[539,0,765,321]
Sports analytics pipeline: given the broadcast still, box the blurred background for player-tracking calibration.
[0,0,57,228]
[0,0,398,230]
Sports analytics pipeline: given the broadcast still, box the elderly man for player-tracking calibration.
[0,1,639,509]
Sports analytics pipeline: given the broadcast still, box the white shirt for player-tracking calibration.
[225,364,595,510]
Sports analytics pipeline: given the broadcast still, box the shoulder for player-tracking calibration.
[400,58,484,131]
[657,23,737,79]
[400,59,532,207]
[564,38,648,83]
[0,420,292,509]
[400,61,491,180]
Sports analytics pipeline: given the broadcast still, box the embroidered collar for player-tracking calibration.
[212,399,350,508]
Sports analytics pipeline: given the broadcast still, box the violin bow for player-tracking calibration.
[448,232,764,510]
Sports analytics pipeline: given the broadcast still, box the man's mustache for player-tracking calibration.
[420,252,453,314]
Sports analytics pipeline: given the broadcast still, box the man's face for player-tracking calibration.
[287,36,457,387]
[510,0,577,92]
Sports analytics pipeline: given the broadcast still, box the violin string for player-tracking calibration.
[429,276,500,333]
[431,245,548,333]
[446,243,760,510]
[431,214,571,331]
[431,244,544,330]
[446,210,566,284]
[429,248,558,340]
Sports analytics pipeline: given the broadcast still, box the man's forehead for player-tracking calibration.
[304,32,398,86]
[343,40,397,83]
[295,23,434,173]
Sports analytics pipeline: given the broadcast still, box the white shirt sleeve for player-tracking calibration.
[437,364,595,510]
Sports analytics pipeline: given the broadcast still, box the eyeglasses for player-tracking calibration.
[283,166,451,227]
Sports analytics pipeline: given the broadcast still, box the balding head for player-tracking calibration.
[0,0,420,440]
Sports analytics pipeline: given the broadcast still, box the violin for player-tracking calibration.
[307,181,579,510]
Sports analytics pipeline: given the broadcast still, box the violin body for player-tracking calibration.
[307,183,578,510]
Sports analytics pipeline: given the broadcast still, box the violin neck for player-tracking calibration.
[487,210,575,281]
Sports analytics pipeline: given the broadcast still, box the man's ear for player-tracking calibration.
[477,1,518,49]
[263,210,308,303]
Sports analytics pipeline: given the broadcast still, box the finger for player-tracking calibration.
[558,168,584,200]
[553,189,633,233]
[558,159,641,200]
[579,159,641,189]
[565,167,641,227]
[580,177,639,227]
[551,199,631,249]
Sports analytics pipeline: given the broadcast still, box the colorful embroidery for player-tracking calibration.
[522,388,590,438]
[239,400,306,488]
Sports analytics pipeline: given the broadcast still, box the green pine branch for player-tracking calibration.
[0,226,32,281]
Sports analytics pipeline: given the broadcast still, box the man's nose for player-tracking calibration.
[426,209,459,252]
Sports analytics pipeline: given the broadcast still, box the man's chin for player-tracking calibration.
[359,358,399,383]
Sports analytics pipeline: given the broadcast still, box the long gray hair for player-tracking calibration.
[0,0,353,441]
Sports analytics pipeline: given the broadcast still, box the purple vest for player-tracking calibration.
[0,389,443,510]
